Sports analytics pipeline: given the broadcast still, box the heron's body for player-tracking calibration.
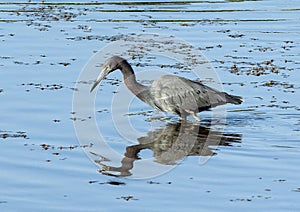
[91,56,243,121]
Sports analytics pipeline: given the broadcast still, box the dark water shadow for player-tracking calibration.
[93,121,242,177]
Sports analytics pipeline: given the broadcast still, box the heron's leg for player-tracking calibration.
[185,110,201,122]
[179,115,187,121]
[179,111,188,121]
[193,114,201,122]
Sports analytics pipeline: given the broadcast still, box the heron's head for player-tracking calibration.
[90,56,125,92]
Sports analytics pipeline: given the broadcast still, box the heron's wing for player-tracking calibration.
[149,75,228,113]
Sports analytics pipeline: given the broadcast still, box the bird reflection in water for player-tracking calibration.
[93,121,241,177]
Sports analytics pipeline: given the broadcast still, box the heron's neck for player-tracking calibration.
[120,61,147,98]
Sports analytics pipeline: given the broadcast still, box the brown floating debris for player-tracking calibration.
[261,80,294,90]
[228,34,245,38]
[100,181,126,186]
[52,17,59,21]
[117,195,138,201]
[230,64,239,74]
[41,144,51,150]
[58,62,70,66]
[21,83,64,91]
[1,131,27,139]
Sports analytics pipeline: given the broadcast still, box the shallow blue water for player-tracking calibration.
[1,0,300,211]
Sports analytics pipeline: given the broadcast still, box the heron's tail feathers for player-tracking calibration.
[225,93,243,105]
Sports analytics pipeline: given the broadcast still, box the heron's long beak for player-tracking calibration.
[90,67,109,92]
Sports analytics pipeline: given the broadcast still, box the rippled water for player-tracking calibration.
[1,0,300,211]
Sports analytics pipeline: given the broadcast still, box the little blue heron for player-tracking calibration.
[90,56,243,121]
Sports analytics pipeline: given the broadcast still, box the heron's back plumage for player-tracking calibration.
[148,75,242,116]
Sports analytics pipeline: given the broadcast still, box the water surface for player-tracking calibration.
[0,0,300,211]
